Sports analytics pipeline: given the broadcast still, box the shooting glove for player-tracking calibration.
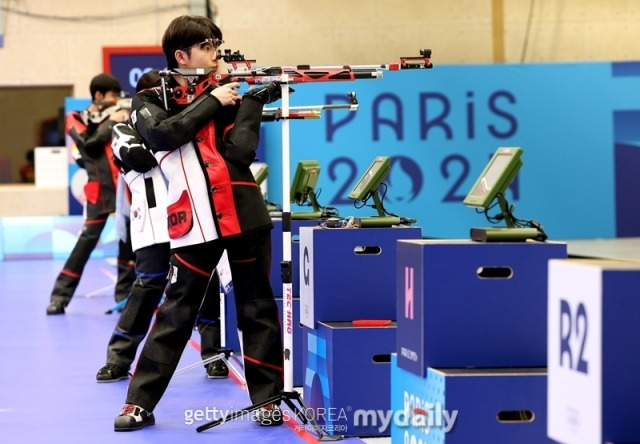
[243,82,294,105]
[112,123,158,173]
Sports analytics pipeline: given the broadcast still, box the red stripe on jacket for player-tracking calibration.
[196,124,242,236]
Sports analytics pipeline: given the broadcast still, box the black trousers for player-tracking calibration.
[50,215,136,304]
[115,223,136,303]
[126,230,284,411]
[105,242,222,371]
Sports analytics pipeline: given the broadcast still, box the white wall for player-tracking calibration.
[1,0,639,96]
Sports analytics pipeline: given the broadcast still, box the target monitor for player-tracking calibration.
[348,156,391,202]
[290,160,321,206]
[463,147,523,209]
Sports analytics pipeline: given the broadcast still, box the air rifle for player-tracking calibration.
[83,92,133,124]
[159,49,432,106]
[217,48,432,84]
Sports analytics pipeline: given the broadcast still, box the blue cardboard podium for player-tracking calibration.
[303,321,396,437]
[299,226,422,328]
[390,354,551,444]
[395,239,567,375]
[547,259,640,444]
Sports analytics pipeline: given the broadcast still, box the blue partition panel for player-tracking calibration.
[0,215,118,260]
[262,63,640,240]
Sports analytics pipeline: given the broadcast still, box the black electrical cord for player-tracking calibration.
[480,193,548,241]
[356,183,416,225]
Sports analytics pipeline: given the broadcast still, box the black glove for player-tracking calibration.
[243,82,294,105]
[112,123,158,173]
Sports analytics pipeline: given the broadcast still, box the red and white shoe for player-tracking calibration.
[114,404,155,431]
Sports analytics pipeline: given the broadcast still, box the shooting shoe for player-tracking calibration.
[114,404,155,431]
[206,360,229,379]
[255,403,284,426]
[96,363,130,383]
[46,300,67,315]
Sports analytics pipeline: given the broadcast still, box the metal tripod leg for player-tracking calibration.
[174,349,246,386]
[174,266,245,383]
[105,297,128,314]
[195,390,343,440]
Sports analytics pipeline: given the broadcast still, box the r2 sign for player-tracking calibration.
[559,299,589,374]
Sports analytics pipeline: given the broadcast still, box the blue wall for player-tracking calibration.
[0,215,118,261]
[263,61,640,240]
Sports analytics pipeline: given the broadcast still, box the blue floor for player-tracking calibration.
[0,258,368,444]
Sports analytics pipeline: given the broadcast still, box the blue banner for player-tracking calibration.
[64,97,91,216]
[262,62,640,240]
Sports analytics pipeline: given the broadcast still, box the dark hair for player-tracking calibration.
[89,73,122,98]
[136,69,162,92]
[162,15,223,69]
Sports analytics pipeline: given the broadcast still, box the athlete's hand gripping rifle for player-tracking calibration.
[159,49,432,107]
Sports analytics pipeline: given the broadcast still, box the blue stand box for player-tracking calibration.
[303,321,396,437]
[547,259,640,444]
[390,354,551,444]
[270,218,319,297]
[223,296,304,387]
[299,226,422,328]
[396,239,566,375]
